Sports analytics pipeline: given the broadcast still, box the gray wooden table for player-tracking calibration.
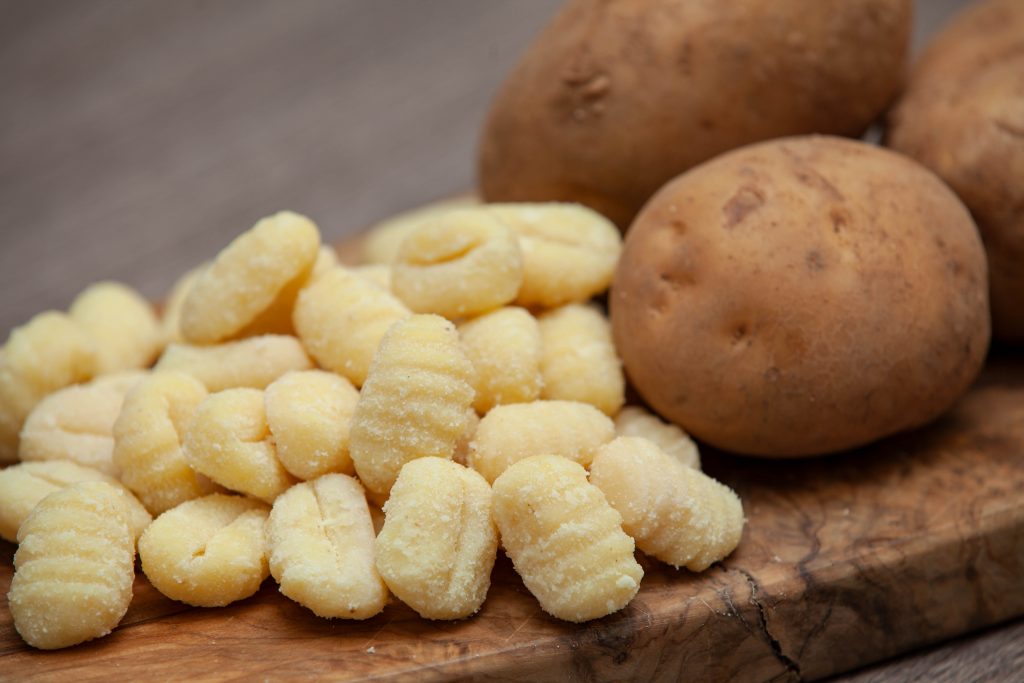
[1,1,1021,680]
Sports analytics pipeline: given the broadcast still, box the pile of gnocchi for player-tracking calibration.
[0,201,743,650]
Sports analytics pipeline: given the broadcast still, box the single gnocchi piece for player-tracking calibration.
[0,312,99,463]
[362,196,481,265]
[266,474,388,619]
[391,210,523,318]
[614,406,701,470]
[492,455,643,622]
[488,203,622,308]
[180,211,321,344]
[0,460,151,544]
[9,481,136,649]
[183,388,296,503]
[468,400,614,484]
[459,307,542,414]
[264,370,359,480]
[375,458,498,620]
[349,314,476,504]
[538,303,624,415]
[155,335,313,391]
[113,371,217,514]
[138,494,270,607]
[589,437,743,571]
[293,267,410,387]
[19,372,146,476]
[161,264,207,345]
[69,281,163,373]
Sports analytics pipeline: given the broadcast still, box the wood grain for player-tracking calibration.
[2,1,1020,680]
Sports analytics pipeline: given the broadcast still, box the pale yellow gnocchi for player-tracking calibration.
[468,400,614,484]
[349,314,476,504]
[139,494,270,607]
[293,267,410,387]
[488,203,621,308]
[264,370,359,480]
[9,481,136,649]
[391,210,523,318]
[589,437,743,571]
[160,264,207,345]
[113,371,217,514]
[362,196,480,265]
[69,281,163,373]
[538,303,624,415]
[155,335,313,391]
[459,307,542,414]
[183,388,296,503]
[376,458,498,620]
[180,211,320,344]
[614,406,701,470]
[0,460,151,544]
[492,455,642,622]
[266,474,387,619]
[19,371,146,476]
[0,312,99,463]
[351,264,392,291]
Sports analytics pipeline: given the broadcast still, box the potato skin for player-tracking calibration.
[886,0,1024,343]
[610,136,990,457]
[479,0,912,229]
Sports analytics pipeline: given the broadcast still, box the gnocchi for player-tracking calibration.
[459,307,542,414]
[155,335,313,391]
[293,267,410,387]
[9,481,136,649]
[362,196,480,265]
[589,437,743,571]
[264,370,359,480]
[69,281,163,373]
[180,211,320,344]
[538,303,624,415]
[376,458,498,619]
[391,210,523,318]
[349,314,476,504]
[113,371,217,514]
[492,455,643,622]
[183,388,296,503]
[266,474,388,619]
[614,406,701,470]
[468,400,614,484]
[138,494,270,607]
[160,264,206,345]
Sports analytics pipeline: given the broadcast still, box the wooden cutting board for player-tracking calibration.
[0,281,1022,681]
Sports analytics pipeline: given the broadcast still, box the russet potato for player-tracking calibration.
[611,136,990,457]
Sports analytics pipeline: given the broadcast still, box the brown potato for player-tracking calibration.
[479,0,912,229]
[610,136,990,457]
[886,0,1024,342]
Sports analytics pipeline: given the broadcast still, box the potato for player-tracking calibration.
[479,0,912,229]
[610,136,990,457]
[886,0,1024,343]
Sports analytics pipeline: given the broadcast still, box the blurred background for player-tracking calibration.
[0,0,969,336]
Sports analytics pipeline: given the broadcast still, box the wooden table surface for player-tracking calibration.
[1,1,1021,681]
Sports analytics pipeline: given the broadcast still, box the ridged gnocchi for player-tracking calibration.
[589,437,743,571]
[538,303,624,415]
[293,267,410,388]
[375,458,498,619]
[183,388,296,503]
[459,307,542,414]
[139,494,270,607]
[0,460,151,544]
[468,400,614,484]
[492,455,643,622]
[349,314,476,504]
[267,474,388,619]
[362,196,480,265]
[391,210,523,318]
[9,481,136,649]
[614,406,701,470]
[264,370,359,480]
[69,281,163,373]
[113,371,216,514]
[180,211,321,344]
[155,335,313,391]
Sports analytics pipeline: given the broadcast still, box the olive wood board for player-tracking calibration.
[0,246,1022,680]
